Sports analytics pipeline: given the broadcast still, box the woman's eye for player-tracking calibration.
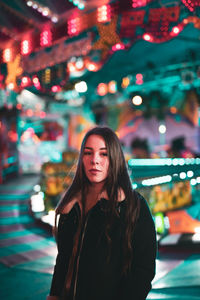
[101,153,108,156]
[84,152,91,155]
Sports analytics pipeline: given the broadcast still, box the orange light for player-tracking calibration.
[122,77,130,88]
[108,80,117,93]
[170,107,177,114]
[97,5,111,23]
[97,83,107,96]
[87,63,96,71]
[3,48,12,62]
[68,62,76,72]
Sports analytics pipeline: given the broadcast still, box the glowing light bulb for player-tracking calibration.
[75,81,87,93]
[132,95,142,105]
[159,124,166,134]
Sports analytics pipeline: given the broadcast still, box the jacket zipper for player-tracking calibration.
[72,208,90,300]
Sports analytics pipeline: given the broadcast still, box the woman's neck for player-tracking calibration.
[84,183,105,213]
[88,183,104,195]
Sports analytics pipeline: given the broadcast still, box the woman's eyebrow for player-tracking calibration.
[84,147,107,150]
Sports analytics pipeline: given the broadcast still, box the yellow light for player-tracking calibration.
[7,82,14,90]
[122,77,130,88]
[3,48,12,62]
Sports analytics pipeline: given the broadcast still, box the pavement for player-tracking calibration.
[0,174,200,300]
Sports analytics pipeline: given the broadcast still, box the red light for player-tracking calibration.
[51,85,61,93]
[8,130,18,142]
[27,109,33,117]
[143,33,153,42]
[112,43,125,51]
[32,76,39,84]
[21,39,31,55]
[32,76,41,89]
[68,18,80,36]
[16,103,22,110]
[132,0,147,8]
[97,5,111,23]
[97,83,107,96]
[172,26,180,34]
[40,29,52,46]
[136,73,143,85]
[21,76,31,88]
[40,111,46,118]
[182,0,199,12]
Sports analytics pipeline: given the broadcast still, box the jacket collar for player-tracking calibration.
[99,189,125,202]
[62,188,126,214]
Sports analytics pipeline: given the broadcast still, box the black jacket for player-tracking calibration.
[50,192,157,300]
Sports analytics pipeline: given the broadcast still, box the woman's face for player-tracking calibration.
[82,134,109,184]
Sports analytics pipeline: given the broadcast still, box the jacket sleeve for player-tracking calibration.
[120,194,157,300]
[49,213,75,298]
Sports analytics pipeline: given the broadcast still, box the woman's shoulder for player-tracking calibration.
[61,193,81,214]
[134,190,153,219]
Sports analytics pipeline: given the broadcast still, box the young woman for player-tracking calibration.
[47,126,157,300]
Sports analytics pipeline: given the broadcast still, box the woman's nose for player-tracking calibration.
[91,154,99,164]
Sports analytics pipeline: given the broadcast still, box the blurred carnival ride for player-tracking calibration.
[128,158,200,245]
[30,149,78,226]
[41,149,78,209]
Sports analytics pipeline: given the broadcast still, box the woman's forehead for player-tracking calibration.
[84,134,107,149]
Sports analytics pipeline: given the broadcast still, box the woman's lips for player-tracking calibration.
[89,169,101,174]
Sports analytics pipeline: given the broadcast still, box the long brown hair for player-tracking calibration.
[55,126,140,274]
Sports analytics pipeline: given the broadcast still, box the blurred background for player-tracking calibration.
[0,0,200,299]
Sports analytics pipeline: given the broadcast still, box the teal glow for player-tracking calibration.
[132,183,138,189]
[3,156,18,164]
[78,3,85,9]
[2,165,18,176]
[142,175,172,186]
[128,158,200,167]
